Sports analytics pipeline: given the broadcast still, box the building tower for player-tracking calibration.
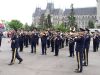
[97,0,100,22]
[95,0,100,28]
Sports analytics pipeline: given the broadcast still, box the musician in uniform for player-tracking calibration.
[41,32,47,55]
[83,28,91,66]
[68,35,75,57]
[19,33,24,52]
[75,28,85,73]
[9,30,23,65]
[31,31,37,53]
[51,34,55,52]
[0,31,3,51]
[54,33,60,56]
[93,30,100,52]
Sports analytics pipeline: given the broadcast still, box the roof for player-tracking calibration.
[64,7,97,15]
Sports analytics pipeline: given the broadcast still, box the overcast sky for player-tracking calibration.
[0,0,97,24]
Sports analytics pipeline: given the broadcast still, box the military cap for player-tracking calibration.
[79,28,85,32]
[85,28,90,32]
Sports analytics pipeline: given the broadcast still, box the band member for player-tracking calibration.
[61,34,65,48]
[51,34,55,52]
[75,28,85,73]
[41,32,47,55]
[83,28,91,66]
[0,31,3,51]
[19,33,24,52]
[31,31,37,53]
[68,35,75,57]
[24,31,29,47]
[9,30,23,65]
[54,34,60,56]
[93,30,100,52]
[65,35,68,46]
[47,31,51,48]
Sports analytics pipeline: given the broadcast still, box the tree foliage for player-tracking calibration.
[24,23,30,31]
[47,14,52,28]
[39,14,45,29]
[88,20,94,28]
[67,4,77,30]
[53,23,70,32]
[8,20,23,30]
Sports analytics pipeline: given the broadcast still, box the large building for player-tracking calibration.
[32,3,97,28]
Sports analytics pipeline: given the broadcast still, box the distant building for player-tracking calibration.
[32,3,97,28]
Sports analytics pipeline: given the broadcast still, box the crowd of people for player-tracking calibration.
[0,28,100,73]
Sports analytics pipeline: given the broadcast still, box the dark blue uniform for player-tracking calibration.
[0,32,3,47]
[19,34,24,52]
[66,37,68,46]
[9,34,23,65]
[83,34,91,66]
[47,33,50,48]
[51,36,55,52]
[54,36,60,56]
[25,34,29,47]
[41,34,47,55]
[93,34,100,52]
[75,36,85,72]
[31,33,37,53]
[68,37,75,57]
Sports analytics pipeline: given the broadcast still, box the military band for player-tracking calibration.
[1,27,99,73]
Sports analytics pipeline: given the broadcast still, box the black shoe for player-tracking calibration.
[54,55,58,56]
[8,63,14,65]
[83,62,88,66]
[41,54,44,55]
[74,70,82,73]
[31,52,33,53]
[18,59,23,64]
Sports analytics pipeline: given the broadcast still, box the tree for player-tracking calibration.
[53,23,70,32]
[88,20,94,28]
[39,14,45,29]
[47,14,52,28]
[24,23,30,31]
[8,20,23,30]
[30,23,35,31]
[67,4,77,31]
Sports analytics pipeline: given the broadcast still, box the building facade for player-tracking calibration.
[32,3,97,28]
[97,0,100,22]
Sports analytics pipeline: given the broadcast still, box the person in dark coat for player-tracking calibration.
[75,28,85,73]
[51,35,55,52]
[54,34,60,56]
[0,31,3,51]
[9,31,23,65]
[47,31,51,48]
[93,30,100,52]
[24,32,29,47]
[31,31,37,53]
[83,28,91,66]
[19,33,24,52]
[68,35,75,57]
[41,32,47,55]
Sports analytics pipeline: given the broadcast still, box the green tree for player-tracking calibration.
[39,14,45,29]
[8,20,23,30]
[53,23,70,32]
[67,4,77,31]
[88,20,94,28]
[47,14,52,28]
[24,23,30,31]
[30,23,35,31]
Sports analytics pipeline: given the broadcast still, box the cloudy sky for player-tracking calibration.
[0,0,97,24]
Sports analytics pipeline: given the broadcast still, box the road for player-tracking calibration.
[0,38,100,75]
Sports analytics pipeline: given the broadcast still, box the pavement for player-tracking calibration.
[0,38,100,75]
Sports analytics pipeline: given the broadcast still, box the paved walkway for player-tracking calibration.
[0,38,100,75]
